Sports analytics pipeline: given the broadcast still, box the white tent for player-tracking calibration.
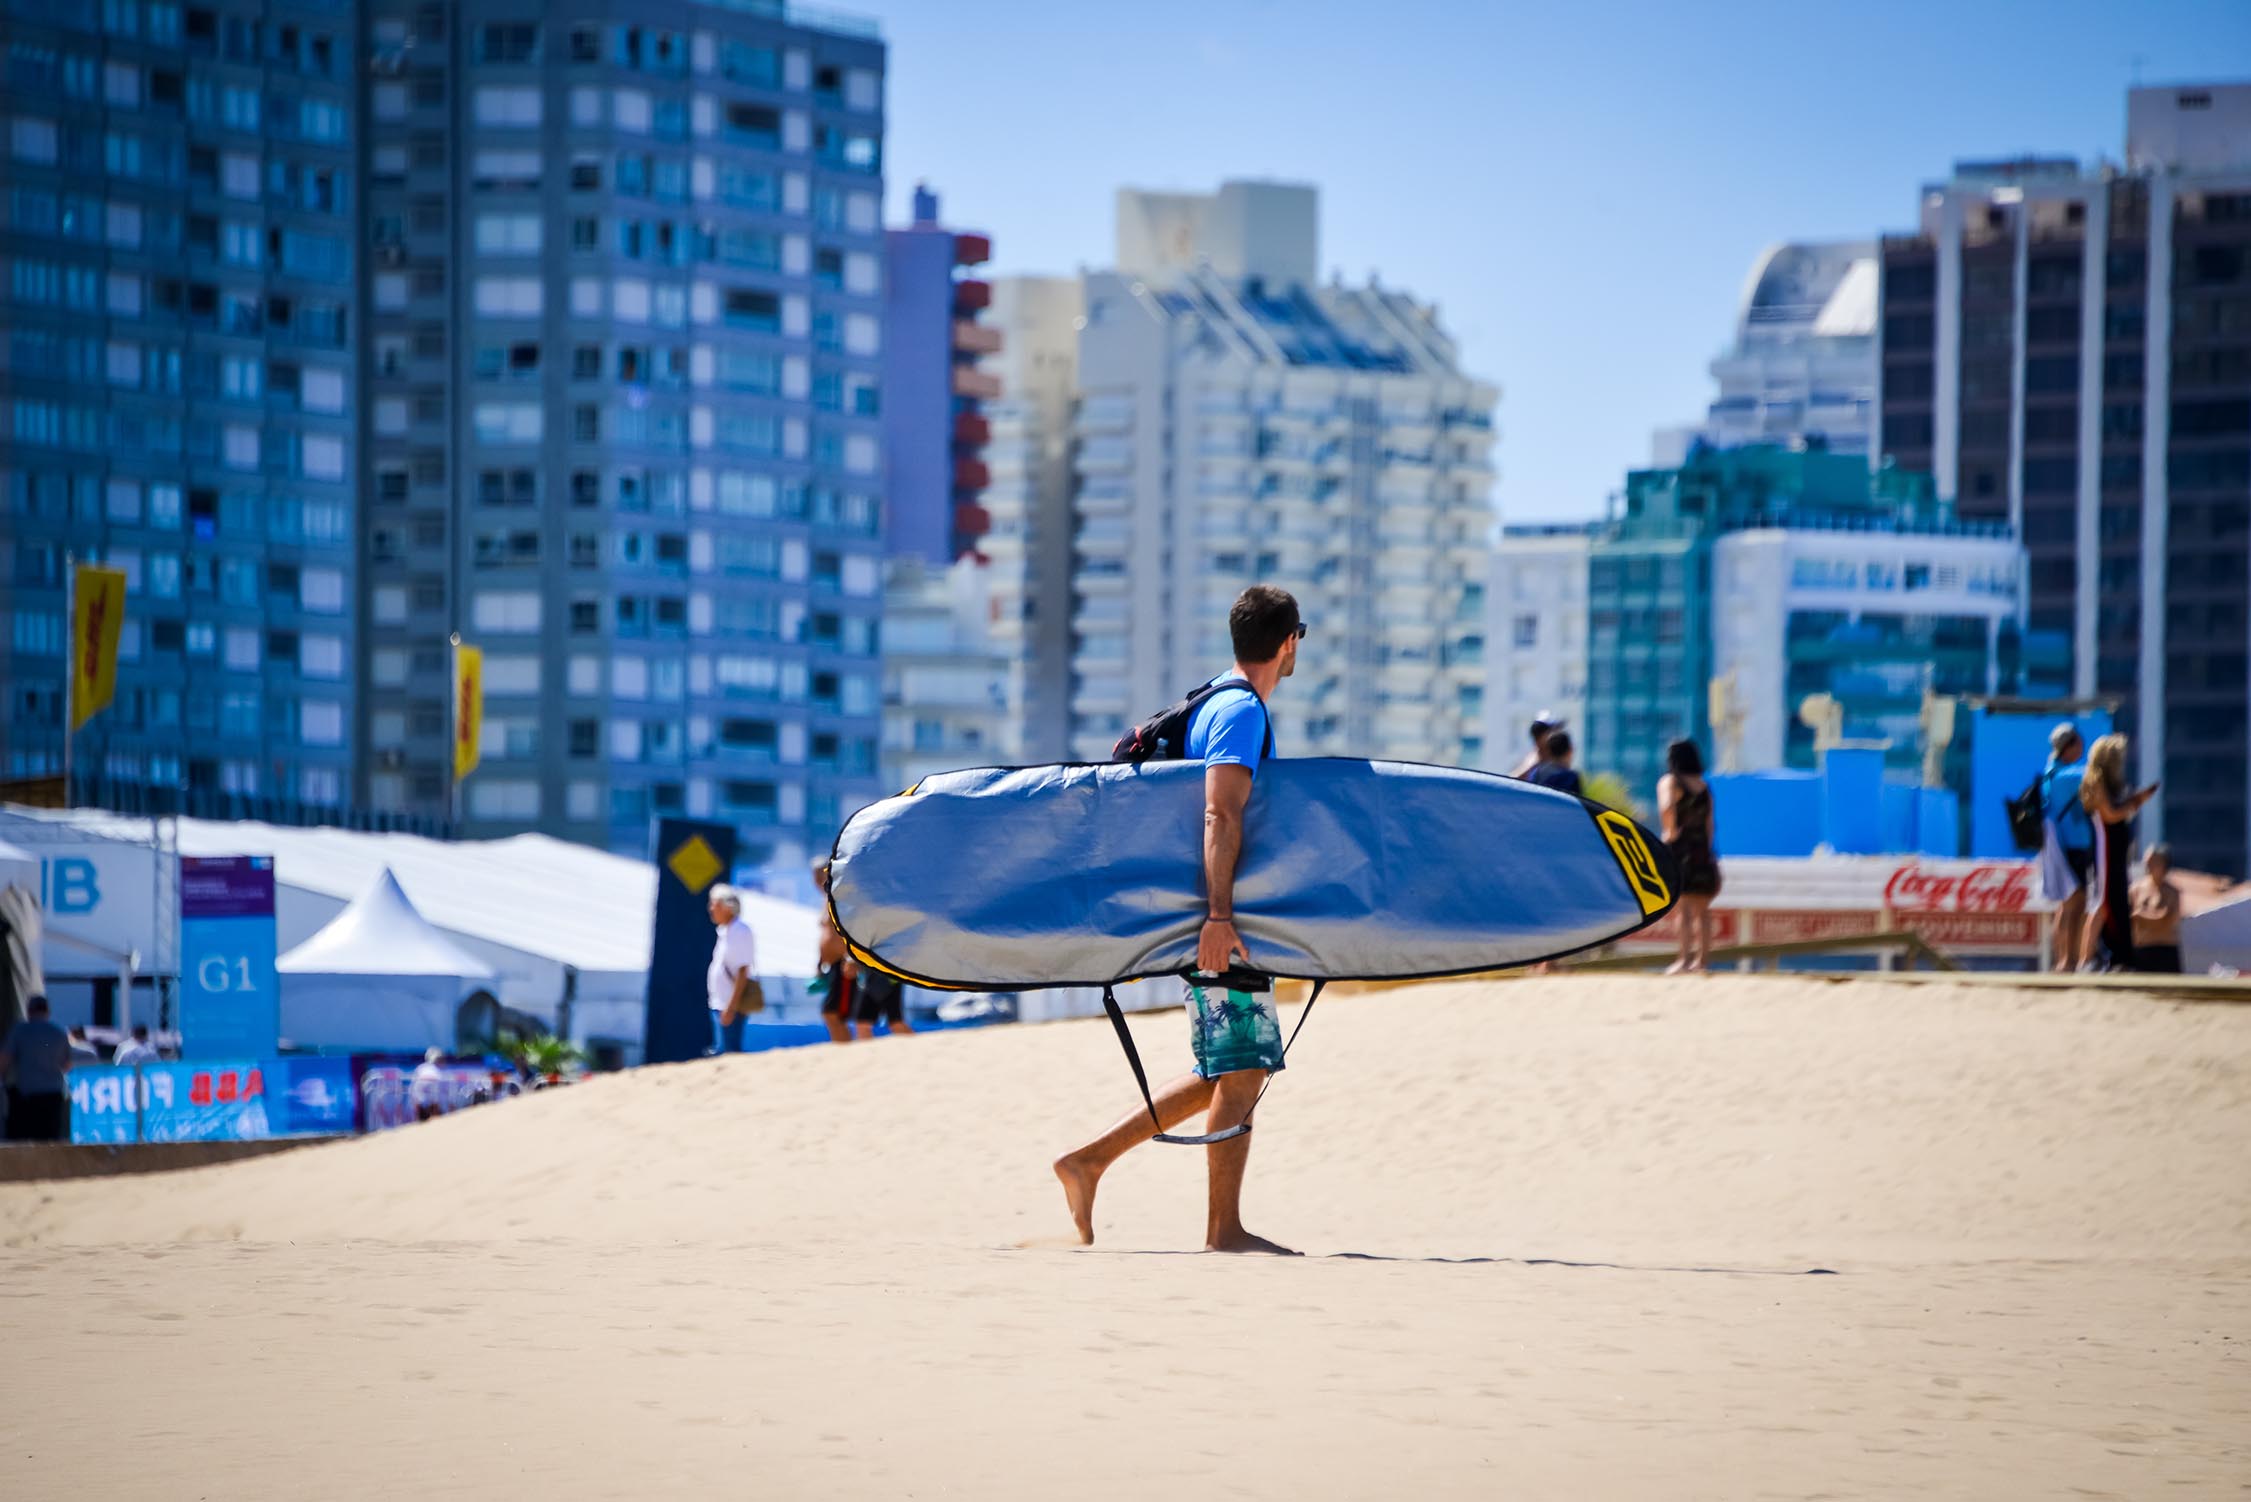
[2182,890,2251,977]
[0,807,825,1052]
[278,868,496,1051]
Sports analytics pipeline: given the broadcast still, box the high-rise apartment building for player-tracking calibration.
[1483,525,1593,775]
[877,555,1007,790]
[357,0,889,867]
[1652,240,1878,465]
[881,182,994,565]
[1067,181,1497,765]
[1583,446,2022,799]
[1,0,362,817]
[977,274,1080,762]
[1876,82,2251,877]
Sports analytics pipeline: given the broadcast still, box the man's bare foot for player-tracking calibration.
[1206,1228,1299,1255]
[1052,1153,1102,1245]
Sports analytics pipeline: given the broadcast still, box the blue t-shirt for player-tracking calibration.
[1185,674,1270,775]
[6,1018,70,1094]
[2043,757,2091,851]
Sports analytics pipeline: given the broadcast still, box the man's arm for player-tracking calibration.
[1198,763,1254,975]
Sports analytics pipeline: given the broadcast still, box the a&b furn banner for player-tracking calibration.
[452,638,483,783]
[71,563,126,730]
[642,819,738,1064]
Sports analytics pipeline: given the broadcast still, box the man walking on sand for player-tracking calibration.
[1054,584,1303,1255]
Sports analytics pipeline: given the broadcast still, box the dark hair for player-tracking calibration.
[26,995,49,1017]
[1666,738,1705,776]
[132,1024,150,1040]
[1542,729,1573,760]
[1229,585,1300,663]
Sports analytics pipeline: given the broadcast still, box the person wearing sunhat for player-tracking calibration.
[1509,711,1567,779]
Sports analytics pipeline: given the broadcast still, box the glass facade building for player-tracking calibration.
[357,0,887,866]
[1584,445,2023,800]
[1,0,362,817]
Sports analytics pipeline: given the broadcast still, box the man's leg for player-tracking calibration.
[1203,1069,1292,1253]
[1052,1073,1216,1245]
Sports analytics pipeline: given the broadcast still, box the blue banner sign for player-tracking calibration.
[69,1060,273,1143]
[69,1057,357,1144]
[179,856,279,1059]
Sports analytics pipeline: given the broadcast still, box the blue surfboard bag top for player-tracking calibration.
[829,758,1679,989]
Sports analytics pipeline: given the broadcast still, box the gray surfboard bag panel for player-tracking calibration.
[828,759,1680,989]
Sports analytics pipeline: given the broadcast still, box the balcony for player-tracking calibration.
[953,321,1002,355]
[953,411,990,446]
[951,366,1001,400]
[953,457,991,491]
[953,501,991,540]
[953,232,991,266]
[953,278,991,313]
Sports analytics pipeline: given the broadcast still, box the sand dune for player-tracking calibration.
[4,976,2247,1498]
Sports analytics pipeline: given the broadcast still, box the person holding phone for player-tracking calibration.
[2078,734,2157,972]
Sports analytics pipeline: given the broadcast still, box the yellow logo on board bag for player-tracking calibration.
[1596,810,1671,916]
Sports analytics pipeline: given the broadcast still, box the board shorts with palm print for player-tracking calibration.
[1185,974,1286,1080]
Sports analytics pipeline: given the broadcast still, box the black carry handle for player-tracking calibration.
[1101,977,1326,1146]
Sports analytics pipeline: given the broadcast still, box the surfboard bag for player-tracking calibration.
[830,758,1680,1145]
[829,758,1679,991]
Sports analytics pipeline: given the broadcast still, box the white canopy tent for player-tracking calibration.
[278,867,497,1051]
[2182,890,2251,977]
[0,807,824,1054]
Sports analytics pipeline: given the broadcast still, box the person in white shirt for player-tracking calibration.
[111,1025,161,1068]
[410,1047,449,1122]
[706,885,760,1056]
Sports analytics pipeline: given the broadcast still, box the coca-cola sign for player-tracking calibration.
[1882,863,2033,914]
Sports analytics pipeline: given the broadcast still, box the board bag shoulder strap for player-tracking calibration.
[1100,978,1325,1146]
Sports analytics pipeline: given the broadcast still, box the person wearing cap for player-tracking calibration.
[705,884,761,1055]
[1510,712,1565,779]
[2040,724,2094,972]
[410,1047,450,1123]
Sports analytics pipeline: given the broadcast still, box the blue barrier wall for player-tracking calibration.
[1821,746,1888,854]
[1967,706,2113,858]
[1917,788,1959,856]
[1706,772,1821,856]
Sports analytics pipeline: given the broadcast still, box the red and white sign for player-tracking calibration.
[1881,863,2034,914]
[1614,856,2048,960]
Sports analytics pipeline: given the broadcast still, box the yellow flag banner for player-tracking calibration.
[452,641,483,782]
[70,565,127,731]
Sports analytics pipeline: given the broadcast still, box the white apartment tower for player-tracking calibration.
[977,275,1082,762]
[1483,526,1594,774]
[1066,182,1498,764]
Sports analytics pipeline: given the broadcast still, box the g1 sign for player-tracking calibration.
[179,856,278,1059]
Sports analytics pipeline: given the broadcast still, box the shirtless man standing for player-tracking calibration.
[1053,585,1303,1254]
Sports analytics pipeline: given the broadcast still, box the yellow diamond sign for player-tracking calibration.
[665,834,724,895]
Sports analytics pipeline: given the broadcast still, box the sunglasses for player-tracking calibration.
[1292,623,1308,641]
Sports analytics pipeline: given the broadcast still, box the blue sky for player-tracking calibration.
[875,0,2246,520]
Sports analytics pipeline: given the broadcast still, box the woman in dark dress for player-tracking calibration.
[1657,738,1722,974]
[2078,733,2157,972]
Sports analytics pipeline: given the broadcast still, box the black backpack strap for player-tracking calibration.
[1101,978,1326,1147]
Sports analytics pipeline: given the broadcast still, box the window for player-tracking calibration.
[474,212,542,253]
[1512,614,1538,648]
[723,288,780,331]
[476,22,537,63]
[473,402,544,443]
[474,85,541,127]
[473,276,543,317]
[472,591,542,632]
[472,149,541,189]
